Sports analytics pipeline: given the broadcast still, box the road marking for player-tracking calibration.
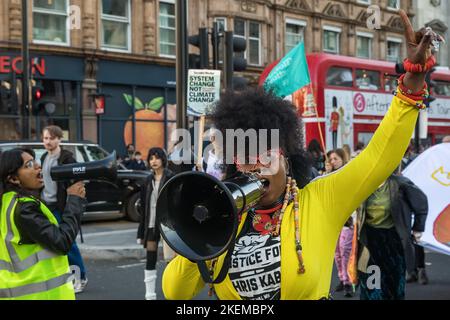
[117,262,146,269]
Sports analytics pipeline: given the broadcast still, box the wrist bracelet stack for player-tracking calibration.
[394,55,437,110]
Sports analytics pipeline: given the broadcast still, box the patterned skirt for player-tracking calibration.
[358,225,406,300]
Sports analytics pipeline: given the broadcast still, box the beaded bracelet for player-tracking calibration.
[394,89,427,110]
[403,55,436,74]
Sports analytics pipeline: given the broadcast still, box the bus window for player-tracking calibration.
[384,74,397,92]
[434,81,450,97]
[356,69,380,90]
[326,67,353,87]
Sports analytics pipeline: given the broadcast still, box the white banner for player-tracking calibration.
[403,143,450,255]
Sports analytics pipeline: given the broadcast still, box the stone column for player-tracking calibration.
[143,0,156,55]
[9,0,22,42]
[82,0,96,49]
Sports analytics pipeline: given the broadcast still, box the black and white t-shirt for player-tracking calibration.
[228,212,281,300]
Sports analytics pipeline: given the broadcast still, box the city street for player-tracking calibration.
[76,221,450,300]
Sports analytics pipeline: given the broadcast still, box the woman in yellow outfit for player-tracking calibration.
[162,10,443,300]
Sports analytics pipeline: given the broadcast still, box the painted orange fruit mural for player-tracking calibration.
[123,95,167,160]
[434,204,450,246]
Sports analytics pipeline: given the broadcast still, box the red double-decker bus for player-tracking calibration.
[289,53,450,151]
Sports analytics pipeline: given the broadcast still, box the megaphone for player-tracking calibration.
[50,151,118,182]
[156,171,265,262]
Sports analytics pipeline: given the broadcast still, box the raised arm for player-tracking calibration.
[308,10,442,230]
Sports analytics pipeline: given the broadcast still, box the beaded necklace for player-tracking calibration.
[272,177,305,274]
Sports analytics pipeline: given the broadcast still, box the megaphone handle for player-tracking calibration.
[197,256,231,284]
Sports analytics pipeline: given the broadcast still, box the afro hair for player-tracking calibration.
[211,87,313,188]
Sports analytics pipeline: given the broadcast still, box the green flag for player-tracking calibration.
[264,42,311,98]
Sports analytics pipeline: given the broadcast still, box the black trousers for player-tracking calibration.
[332,131,338,149]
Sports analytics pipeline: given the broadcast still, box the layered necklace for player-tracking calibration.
[251,177,305,274]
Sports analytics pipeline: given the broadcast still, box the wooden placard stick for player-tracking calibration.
[196,115,206,170]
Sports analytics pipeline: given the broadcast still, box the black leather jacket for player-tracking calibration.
[137,168,174,246]
[357,175,428,273]
[14,195,85,255]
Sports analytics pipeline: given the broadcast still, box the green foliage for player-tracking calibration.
[123,94,164,112]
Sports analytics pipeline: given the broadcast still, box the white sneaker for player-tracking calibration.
[74,278,88,294]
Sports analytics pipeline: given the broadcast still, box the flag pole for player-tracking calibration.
[308,83,328,161]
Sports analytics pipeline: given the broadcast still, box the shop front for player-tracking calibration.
[0,51,177,159]
[0,51,84,141]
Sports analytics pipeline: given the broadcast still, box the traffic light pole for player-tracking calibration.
[175,0,188,130]
[21,0,31,139]
[224,31,234,89]
[212,22,219,70]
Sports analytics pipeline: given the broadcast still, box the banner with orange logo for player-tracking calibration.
[403,143,450,255]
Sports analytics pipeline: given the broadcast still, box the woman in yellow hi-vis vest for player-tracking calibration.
[0,148,85,300]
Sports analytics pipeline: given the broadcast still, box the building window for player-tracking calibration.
[285,19,306,54]
[323,27,341,54]
[32,0,69,45]
[387,0,400,10]
[357,0,371,4]
[234,19,261,66]
[215,17,227,32]
[159,1,176,57]
[387,38,402,62]
[356,33,373,59]
[101,0,131,52]
[214,17,227,62]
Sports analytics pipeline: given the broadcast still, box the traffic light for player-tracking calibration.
[188,28,209,69]
[224,31,248,90]
[31,82,44,114]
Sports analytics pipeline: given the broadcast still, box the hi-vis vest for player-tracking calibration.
[0,192,75,300]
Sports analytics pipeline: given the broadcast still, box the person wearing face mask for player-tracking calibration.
[162,11,441,300]
[326,149,354,297]
[137,147,174,300]
[0,148,85,300]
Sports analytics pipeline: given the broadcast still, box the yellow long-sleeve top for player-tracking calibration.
[162,96,418,300]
